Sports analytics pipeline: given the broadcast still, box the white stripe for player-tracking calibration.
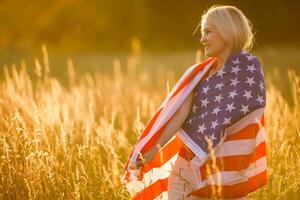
[142,154,178,188]
[215,127,265,157]
[125,154,178,195]
[196,156,267,188]
[129,59,215,167]
[186,127,265,168]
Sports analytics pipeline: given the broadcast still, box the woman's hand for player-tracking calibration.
[129,147,158,170]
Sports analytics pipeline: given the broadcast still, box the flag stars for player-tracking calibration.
[217,68,226,78]
[259,81,265,92]
[246,77,256,87]
[230,77,240,87]
[243,90,252,100]
[202,85,210,94]
[214,94,224,103]
[210,133,217,141]
[231,66,241,75]
[229,90,238,99]
[225,103,235,113]
[212,106,221,116]
[187,118,193,125]
[246,54,255,61]
[240,104,250,114]
[201,98,210,108]
[223,117,231,125]
[200,112,207,119]
[211,120,219,130]
[232,58,241,65]
[256,95,264,104]
[247,64,256,73]
[197,123,207,134]
[215,82,224,90]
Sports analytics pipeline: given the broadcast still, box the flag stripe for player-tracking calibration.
[189,170,267,198]
[200,142,266,180]
[142,136,183,173]
[225,123,259,141]
[134,178,169,200]
[214,127,265,158]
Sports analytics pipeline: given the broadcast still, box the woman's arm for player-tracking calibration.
[131,90,194,169]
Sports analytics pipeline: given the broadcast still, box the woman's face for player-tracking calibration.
[201,20,229,57]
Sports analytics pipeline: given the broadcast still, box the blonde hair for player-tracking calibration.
[195,5,255,53]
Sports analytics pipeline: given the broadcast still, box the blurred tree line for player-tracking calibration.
[0,0,299,54]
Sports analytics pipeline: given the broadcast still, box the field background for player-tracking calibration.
[0,1,300,199]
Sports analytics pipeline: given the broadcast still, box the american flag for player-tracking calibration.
[123,51,267,199]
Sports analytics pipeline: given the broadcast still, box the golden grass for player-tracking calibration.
[0,45,299,199]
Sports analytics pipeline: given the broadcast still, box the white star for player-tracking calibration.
[214,94,224,103]
[197,123,207,134]
[246,54,255,61]
[246,77,256,87]
[229,90,238,99]
[216,68,226,78]
[200,112,207,119]
[212,106,221,116]
[247,64,256,73]
[225,103,235,113]
[256,95,264,104]
[188,119,193,125]
[223,117,231,125]
[210,133,217,141]
[211,120,219,130]
[243,90,252,100]
[201,98,210,108]
[192,103,198,113]
[240,104,249,114]
[231,66,241,75]
[215,82,224,90]
[230,77,240,87]
[232,58,241,65]
[202,85,210,94]
[259,81,264,92]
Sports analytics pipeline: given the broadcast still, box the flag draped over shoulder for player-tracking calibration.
[123,50,267,199]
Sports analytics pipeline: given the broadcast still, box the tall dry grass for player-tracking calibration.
[0,44,299,199]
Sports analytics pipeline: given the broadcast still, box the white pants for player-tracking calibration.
[167,155,247,200]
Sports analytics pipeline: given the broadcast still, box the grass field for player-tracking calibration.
[0,45,299,199]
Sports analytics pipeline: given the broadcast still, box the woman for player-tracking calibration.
[126,5,266,200]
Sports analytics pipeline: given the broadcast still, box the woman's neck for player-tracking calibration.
[215,48,232,70]
[208,49,232,76]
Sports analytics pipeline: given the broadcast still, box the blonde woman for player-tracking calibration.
[124,5,267,200]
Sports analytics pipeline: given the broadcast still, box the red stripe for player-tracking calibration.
[225,123,260,141]
[134,178,168,200]
[200,142,266,180]
[142,136,183,174]
[138,108,163,142]
[261,113,265,126]
[188,170,267,198]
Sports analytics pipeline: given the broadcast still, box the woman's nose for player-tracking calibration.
[200,35,206,44]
